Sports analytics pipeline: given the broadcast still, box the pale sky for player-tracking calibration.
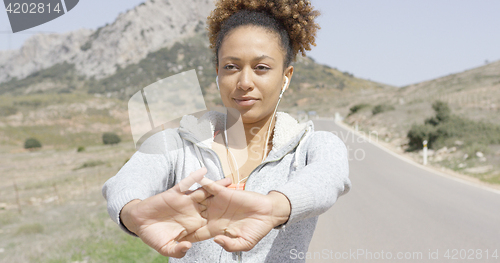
[1,0,499,87]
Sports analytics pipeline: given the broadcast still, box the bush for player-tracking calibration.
[24,138,42,149]
[74,160,105,170]
[372,103,395,115]
[407,124,437,150]
[407,100,500,151]
[432,100,451,123]
[348,103,370,115]
[0,105,17,116]
[77,146,85,152]
[102,132,121,145]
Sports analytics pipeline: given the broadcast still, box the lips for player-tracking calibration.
[233,97,259,106]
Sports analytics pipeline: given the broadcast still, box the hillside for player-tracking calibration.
[345,60,500,184]
[0,0,395,150]
[0,0,215,83]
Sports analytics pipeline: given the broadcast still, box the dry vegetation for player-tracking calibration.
[0,143,171,263]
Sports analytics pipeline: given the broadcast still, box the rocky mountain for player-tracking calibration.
[0,0,214,83]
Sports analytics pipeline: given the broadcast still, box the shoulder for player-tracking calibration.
[138,128,184,155]
[304,130,347,156]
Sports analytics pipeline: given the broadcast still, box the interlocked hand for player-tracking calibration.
[120,167,232,258]
[181,179,290,252]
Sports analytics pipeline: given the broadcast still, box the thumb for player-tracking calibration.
[214,235,253,252]
[178,167,208,193]
[199,175,231,196]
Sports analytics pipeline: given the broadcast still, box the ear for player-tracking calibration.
[283,65,294,91]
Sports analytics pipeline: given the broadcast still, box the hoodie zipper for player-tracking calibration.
[181,126,310,189]
[180,136,226,181]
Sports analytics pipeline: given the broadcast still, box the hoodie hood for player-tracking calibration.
[178,110,313,153]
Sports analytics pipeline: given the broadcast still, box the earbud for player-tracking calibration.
[279,76,288,98]
[216,76,219,90]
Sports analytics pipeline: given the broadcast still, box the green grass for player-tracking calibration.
[0,125,101,148]
[63,234,169,263]
[0,210,17,226]
[38,211,169,263]
[74,160,106,170]
[16,223,44,235]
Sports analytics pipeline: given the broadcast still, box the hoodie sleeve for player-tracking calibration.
[270,131,351,227]
[101,129,180,236]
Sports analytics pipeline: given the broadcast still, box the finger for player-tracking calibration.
[218,177,233,187]
[178,167,207,193]
[189,187,211,203]
[214,235,254,252]
[196,203,207,214]
[189,177,232,203]
[200,177,229,196]
[200,209,207,219]
[158,240,192,258]
[183,225,213,243]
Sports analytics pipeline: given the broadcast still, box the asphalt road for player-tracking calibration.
[304,119,500,263]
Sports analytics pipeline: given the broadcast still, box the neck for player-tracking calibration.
[223,110,278,163]
[243,112,277,158]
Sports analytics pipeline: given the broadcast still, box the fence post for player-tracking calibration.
[423,140,428,165]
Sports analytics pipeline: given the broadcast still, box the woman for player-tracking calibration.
[102,0,351,262]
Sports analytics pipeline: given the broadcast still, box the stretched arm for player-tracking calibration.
[270,131,351,226]
[119,167,232,258]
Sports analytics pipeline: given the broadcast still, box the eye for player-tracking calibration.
[255,65,270,71]
[224,64,237,70]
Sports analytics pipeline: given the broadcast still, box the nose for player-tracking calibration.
[237,67,254,91]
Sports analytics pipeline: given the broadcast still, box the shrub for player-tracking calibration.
[407,124,437,150]
[74,160,105,170]
[77,146,85,152]
[372,103,395,115]
[0,105,17,116]
[24,138,42,149]
[102,132,121,145]
[348,103,370,116]
[407,100,500,151]
[432,100,451,123]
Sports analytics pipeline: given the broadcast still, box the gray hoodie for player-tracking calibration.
[102,111,351,262]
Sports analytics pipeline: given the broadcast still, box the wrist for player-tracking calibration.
[267,191,291,228]
[120,199,142,235]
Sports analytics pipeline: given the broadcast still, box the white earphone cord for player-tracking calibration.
[220,76,288,185]
[263,76,287,163]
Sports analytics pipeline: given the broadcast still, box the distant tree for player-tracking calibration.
[102,132,121,145]
[348,103,370,116]
[433,100,451,123]
[407,124,437,151]
[372,103,395,115]
[24,138,42,149]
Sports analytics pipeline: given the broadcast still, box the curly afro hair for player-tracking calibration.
[207,0,321,70]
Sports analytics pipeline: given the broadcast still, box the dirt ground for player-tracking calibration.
[0,142,169,263]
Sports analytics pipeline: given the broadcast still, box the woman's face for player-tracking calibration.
[216,25,293,124]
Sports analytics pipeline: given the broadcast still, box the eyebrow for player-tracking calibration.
[222,55,275,62]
